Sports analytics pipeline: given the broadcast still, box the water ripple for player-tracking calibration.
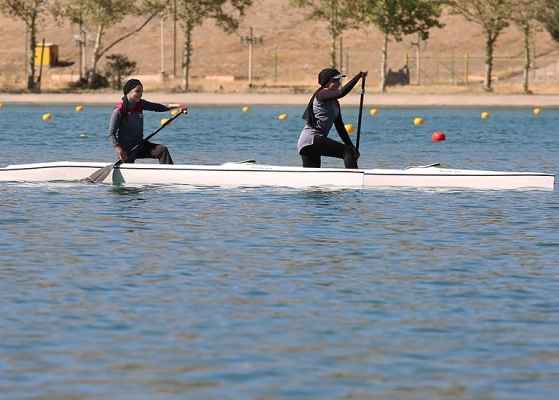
[1,106,559,399]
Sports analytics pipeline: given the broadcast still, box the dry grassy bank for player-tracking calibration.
[2,0,559,95]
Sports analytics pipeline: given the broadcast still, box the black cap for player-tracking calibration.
[318,68,346,87]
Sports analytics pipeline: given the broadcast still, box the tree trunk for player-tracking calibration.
[330,33,337,69]
[380,33,388,93]
[182,26,192,91]
[329,0,337,69]
[27,19,37,91]
[484,33,496,92]
[88,25,104,88]
[522,22,531,94]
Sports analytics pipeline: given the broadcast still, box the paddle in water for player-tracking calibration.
[85,110,186,183]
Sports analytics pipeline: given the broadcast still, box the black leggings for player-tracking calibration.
[126,141,174,165]
[299,135,357,169]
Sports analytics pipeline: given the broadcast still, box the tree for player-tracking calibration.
[175,0,252,91]
[542,9,559,42]
[0,0,49,90]
[50,0,163,88]
[359,0,443,92]
[105,53,138,89]
[291,0,356,69]
[508,0,550,94]
[444,0,512,92]
[537,1,559,47]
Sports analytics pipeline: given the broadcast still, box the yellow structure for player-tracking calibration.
[34,43,59,66]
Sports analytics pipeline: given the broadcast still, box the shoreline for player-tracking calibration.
[1,92,558,107]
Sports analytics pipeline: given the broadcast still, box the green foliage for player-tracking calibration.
[544,11,559,42]
[50,0,140,31]
[104,54,138,90]
[360,0,443,41]
[444,0,511,34]
[176,0,252,33]
[540,2,559,43]
[291,0,356,38]
[0,0,46,20]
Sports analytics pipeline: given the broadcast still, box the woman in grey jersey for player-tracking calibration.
[298,68,368,168]
[108,79,187,164]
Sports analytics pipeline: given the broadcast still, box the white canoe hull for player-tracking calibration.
[0,161,554,189]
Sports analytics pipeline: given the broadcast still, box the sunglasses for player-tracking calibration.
[331,78,341,82]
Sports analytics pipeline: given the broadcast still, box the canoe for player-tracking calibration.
[0,161,554,189]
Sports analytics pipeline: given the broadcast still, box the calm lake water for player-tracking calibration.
[1,103,558,399]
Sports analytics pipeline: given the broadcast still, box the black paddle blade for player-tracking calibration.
[83,161,120,183]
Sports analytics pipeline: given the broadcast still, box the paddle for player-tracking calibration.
[85,109,186,183]
[355,74,366,152]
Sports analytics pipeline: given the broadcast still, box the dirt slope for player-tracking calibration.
[1,0,558,92]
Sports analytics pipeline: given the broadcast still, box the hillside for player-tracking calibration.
[1,0,559,94]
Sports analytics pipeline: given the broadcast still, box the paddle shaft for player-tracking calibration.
[355,75,366,152]
[125,109,185,161]
[138,111,186,152]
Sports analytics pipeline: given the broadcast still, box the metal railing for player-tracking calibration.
[403,53,559,86]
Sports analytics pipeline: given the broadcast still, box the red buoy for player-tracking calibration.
[432,132,446,142]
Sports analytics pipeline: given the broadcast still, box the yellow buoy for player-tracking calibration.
[171,109,180,116]
[161,118,171,126]
[534,108,541,115]
[242,106,250,112]
[370,108,378,115]
[414,117,424,125]
[0,103,4,109]
[42,113,52,120]
[76,105,83,112]
[278,113,287,120]
[345,124,354,134]
[481,112,490,119]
